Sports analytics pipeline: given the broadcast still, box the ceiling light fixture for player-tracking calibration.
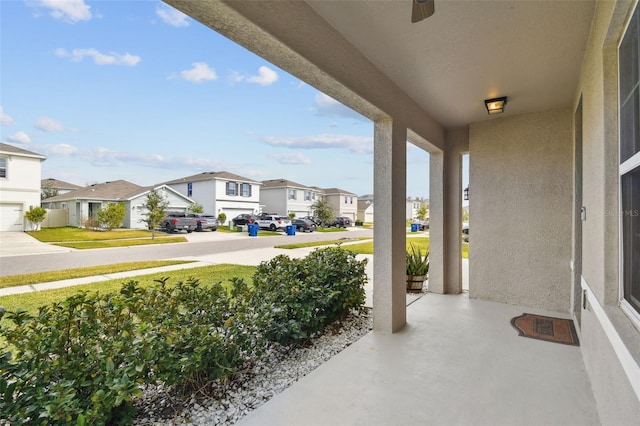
[484,97,508,115]
[412,0,435,23]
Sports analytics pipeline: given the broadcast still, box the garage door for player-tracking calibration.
[0,204,24,231]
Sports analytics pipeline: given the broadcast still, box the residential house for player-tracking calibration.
[163,171,261,224]
[41,180,194,229]
[260,178,323,218]
[0,143,46,231]
[356,199,374,224]
[165,1,640,422]
[41,178,83,199]
[406,197,428,220]
[323,188,358,222]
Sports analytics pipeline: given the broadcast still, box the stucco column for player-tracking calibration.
[429,128,468,294]
[373,118,407,333]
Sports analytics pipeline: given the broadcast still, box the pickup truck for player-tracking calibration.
[161,212,197,233]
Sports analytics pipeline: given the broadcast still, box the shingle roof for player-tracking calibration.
[0,143,46,159]
[41,178,83,190]
[261,178,315,189]
[42,180,145,202]
[163,171,260,185]
[323,187,357,196]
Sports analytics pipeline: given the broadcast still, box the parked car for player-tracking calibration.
[232,213,258,226]
[413,220,429,231]
[302,216,322,226]
[292,218,317,232]
[257,214,291,231]
[188,213,219,231]
[162,212,197,234]
[331,216,352,228]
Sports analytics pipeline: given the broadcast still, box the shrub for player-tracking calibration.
[24,207,47,230]
[0,279,261,425]
[217,212,227,225]
[96,202,126,231]
[249,246,367,344]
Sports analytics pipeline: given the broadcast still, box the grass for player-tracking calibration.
[275,237,371,249]
[340,237,470,259]
[0,260,196,289]
[25,226,188,249]
[0,264,257,322]
[316,227,348,233]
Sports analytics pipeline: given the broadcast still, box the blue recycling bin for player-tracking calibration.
[286,225,296,236]
[411,223,419,232]
[248,223,259,237]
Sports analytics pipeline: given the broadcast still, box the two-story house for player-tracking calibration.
[41,178,83,200]
[407,197,429,221]
[260,179,323,218]
[164,171,261,224]
[0,143,46,231]
[323,188,358,222]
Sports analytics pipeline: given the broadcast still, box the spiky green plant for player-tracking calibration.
[406,243,429,276]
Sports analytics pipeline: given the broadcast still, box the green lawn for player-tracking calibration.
[341,237,469,259]
[0,264,257,322]
[0,260,196,289]
[26,227,188,248]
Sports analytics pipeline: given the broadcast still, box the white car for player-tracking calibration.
[257,214,291,231]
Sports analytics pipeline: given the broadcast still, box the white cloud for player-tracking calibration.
[34,117,77,132]
[264,133,373,154]
[314,93,366,121]
[230,66,279,86]
[0,106,15,125]
[6,131,32,144]
[178,62,217,83]
[268,152,312,165]
[156,4,189,27]
[29,0,92,23]
[55,48,141,66]
[47,143,79,156]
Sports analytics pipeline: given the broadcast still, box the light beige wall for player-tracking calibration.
[574,0,640,421]
[469,108,573,312]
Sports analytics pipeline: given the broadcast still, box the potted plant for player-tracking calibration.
[406,243,429,292]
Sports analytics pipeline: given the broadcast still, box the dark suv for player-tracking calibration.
[232,213,258,226]
[332,217,351,228]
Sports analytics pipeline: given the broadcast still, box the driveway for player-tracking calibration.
[0,232,73,257]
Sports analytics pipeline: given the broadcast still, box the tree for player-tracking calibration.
[96,202,126,231]
[218,212,227,225]
[311,198,335,227]
[288,212,296,220]
[417,202,429,221]
[188,202,204,214]
[24,207,47,231]
[41,182,58,200]
[141,189,169,239]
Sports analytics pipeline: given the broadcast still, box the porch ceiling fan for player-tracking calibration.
[411,0,435,23]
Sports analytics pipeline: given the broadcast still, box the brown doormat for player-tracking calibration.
[511,313,579,346]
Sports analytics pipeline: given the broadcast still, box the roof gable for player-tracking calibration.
[163,171,260,185]
[0,143,46,160]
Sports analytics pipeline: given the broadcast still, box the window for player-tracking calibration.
[226,181,237,196]
[241,183,251,197]
[344,196,348,204]
[187,183,193,197]
[289,189,296,200]
[350,196,354,204]
[305,191,311,201]
[620,4,640,316]
[0,157,6,178]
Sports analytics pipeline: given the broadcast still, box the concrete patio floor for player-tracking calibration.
[237,292,600,426]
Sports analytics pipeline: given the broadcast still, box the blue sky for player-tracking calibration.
[0,0,443,198]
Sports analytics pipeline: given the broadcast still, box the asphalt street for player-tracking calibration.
[0,228,374,277]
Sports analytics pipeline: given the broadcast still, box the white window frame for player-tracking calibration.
[288,188,296,200]
[618,1,640,326]
[0,157,7,179]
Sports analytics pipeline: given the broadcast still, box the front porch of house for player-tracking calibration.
[238,291,599,426]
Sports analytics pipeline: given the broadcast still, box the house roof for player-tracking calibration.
[0,143,46,160]
[41,178,83,191]
[261,178,316,190]
[163,171,260,185]
[357,200,373,210]
[42,180,145,202]
[323,188,357,196]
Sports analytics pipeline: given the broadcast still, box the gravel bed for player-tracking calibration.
[134,309,373,425]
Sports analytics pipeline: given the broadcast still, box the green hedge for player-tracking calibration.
[0,246,367,424]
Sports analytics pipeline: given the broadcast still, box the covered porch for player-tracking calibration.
[237,292,599,425]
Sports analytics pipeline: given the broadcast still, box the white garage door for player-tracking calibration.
[0,204,24,231]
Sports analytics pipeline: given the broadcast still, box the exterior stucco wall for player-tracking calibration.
[574,0,640,421]
[260,188,287,215]
[469,108,573,312]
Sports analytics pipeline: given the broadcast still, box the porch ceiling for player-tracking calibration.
[307,0,596,128]
[165,0,595,134]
